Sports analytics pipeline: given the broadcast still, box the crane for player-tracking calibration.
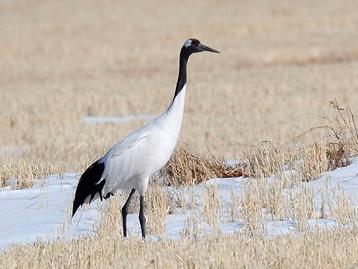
[72,38,219,238]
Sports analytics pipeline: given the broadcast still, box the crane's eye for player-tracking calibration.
[189,38,200,46]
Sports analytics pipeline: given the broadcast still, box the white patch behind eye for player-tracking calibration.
[183,39,192,47]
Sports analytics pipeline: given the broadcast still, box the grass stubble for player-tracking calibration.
[2,0,358,268]
[2,119,358,268]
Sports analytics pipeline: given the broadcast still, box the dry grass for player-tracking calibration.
[146,185,169,235]
[2,228,358,268]
[97,194,121,238]
[332,187,358,227]
[0,0,357,188]
[300,141,329,182]
[229,189,240,222]
[240,179,266,235]
[203,185,221,230]
[0,157,58,188]
[3,168,357,268]
[289,187,318,231]
[244,143,287,178]
[163,145,243,186]
[242,117,354,184]
[2,0,358,267]
[2,0,358,176]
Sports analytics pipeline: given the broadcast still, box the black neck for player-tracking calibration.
[173,47,190,99]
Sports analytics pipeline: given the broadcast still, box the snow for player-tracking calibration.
[0,145,24,159]
[307,160,358,208]
[0,174,98,249]
[1,158,358,250]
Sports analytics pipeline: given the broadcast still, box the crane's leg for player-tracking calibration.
[122,188,135,237]
[139,195,146,239]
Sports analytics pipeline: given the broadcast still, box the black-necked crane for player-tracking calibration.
[72,38,220,238]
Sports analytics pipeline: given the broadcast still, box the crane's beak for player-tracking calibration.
[198,43,220,53]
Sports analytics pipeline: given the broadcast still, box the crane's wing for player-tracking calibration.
[100,127,152,190]
[72,129,150,217]
[109,131,149,158]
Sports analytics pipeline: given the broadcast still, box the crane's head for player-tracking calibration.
[182,38,220,55]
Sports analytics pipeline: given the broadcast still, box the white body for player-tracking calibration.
[100,85,186,195]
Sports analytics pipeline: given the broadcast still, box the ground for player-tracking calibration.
[1,0,358,268]
[1,159,358,249]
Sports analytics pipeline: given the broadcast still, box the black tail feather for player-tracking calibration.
[72,160,105,217]
[72,199,82,218]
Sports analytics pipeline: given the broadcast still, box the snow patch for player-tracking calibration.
[1,159,358,250]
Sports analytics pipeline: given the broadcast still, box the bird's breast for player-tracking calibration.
[141,129,178,173]
[103,88,186,193]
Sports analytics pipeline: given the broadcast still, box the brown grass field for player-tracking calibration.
[1,0,358,268]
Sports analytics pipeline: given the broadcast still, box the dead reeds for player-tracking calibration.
[162,144,244,186]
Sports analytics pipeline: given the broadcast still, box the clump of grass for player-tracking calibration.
[229,189,240,222]
[203,185,221,230]
[300,100,357,171]
[180,214,200,241]
[264,178,286,220]
[166,188,187,214]
[322,100,357,169]
[163,145,244,186]
[326,142,351,170]
[240,179,266,236]
[0,158,58,189]
[332,186,357,227]
[243,101,358,183]
[289,187,318,232]
[326,100,358,151]
[97,194,121,238]
[146,185,169,235]
[244,142,294,179]
[299,141,328,182]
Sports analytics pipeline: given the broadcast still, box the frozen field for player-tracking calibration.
[1,158,357,250]
[2,0,358,267]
